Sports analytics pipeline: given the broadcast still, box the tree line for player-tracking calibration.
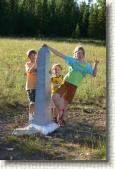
[0,0,106,40]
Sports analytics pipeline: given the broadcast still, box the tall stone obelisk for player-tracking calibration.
[13,46,58,136]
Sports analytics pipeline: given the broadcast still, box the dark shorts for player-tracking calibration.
[27,89,36,103]
[56,81,77,103]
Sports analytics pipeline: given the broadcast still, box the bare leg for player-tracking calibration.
[50,97,58,122]
[51,108,58,123]
[52,93,64,112]
[28,103,35,121]
[29,103,35,113]
[52,93,69,124]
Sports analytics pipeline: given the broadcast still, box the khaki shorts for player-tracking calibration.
[56,81,77,103]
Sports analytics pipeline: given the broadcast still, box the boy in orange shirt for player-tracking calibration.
[25,49,37,118]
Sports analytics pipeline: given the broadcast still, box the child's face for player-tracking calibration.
[29,53,37,62]
[74,49,84,60]
[52,66,62,76]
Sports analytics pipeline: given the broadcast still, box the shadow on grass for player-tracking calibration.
[0,101,106,160]
[50,122,106,149]
[0,145,60,160]
[0,133,65,160]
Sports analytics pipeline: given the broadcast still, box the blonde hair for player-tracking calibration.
[52,63,62,70]
[27,49,37,57]
[73,46,85,57]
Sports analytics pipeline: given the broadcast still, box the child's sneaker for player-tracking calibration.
[58,118,66,127]
[29,112,34,121]
[30,101,35,105]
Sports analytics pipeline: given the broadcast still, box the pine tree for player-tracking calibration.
[82,3,89,38]
[88,4,99,39]
[79,1,87,38]
[48,0,57,36]
[0,0,7,35]
[72,24,80,38]
[55,0,78,37]
[97,0,106,40]
[40,0,49,36]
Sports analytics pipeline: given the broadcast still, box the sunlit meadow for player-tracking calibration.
[0,38,106,104]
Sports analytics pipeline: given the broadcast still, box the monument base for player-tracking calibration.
[12,122,59,136]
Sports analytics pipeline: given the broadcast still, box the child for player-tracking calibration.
[51,63,63,123]
[44,44,99,126]
[25,49,37,119]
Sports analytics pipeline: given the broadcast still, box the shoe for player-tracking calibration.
[29,112,34,121]
[30,101,35,105]
[58,118,66,127]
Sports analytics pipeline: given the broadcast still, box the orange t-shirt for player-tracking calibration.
[25,62,37,90]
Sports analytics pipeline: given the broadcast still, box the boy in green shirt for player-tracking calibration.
[44,44,99,126]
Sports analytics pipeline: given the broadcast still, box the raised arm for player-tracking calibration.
[25,57,37,73]
[43,44,66,59]
[92,58,99,77]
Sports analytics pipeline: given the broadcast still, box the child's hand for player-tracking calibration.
[93,58,99,77]
[53,83,60,88]
[94,58,99,65]
[55,83,60,88]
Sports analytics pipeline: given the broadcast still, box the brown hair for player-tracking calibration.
[26,49,37,57]
[52,63,62,70]
[73,46,85,57]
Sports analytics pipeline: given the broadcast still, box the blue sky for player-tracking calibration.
[76,0,97,4]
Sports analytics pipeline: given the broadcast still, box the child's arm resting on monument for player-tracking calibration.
[25,62,37,73]
[29,63,37,73]
[43,44,66,59]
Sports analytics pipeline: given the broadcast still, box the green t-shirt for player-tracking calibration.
[64,56,94,87]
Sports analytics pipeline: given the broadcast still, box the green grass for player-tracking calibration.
[0,37,106,104]
[4,134,106,160]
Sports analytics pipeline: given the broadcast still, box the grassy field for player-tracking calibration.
[0,38,106,160]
